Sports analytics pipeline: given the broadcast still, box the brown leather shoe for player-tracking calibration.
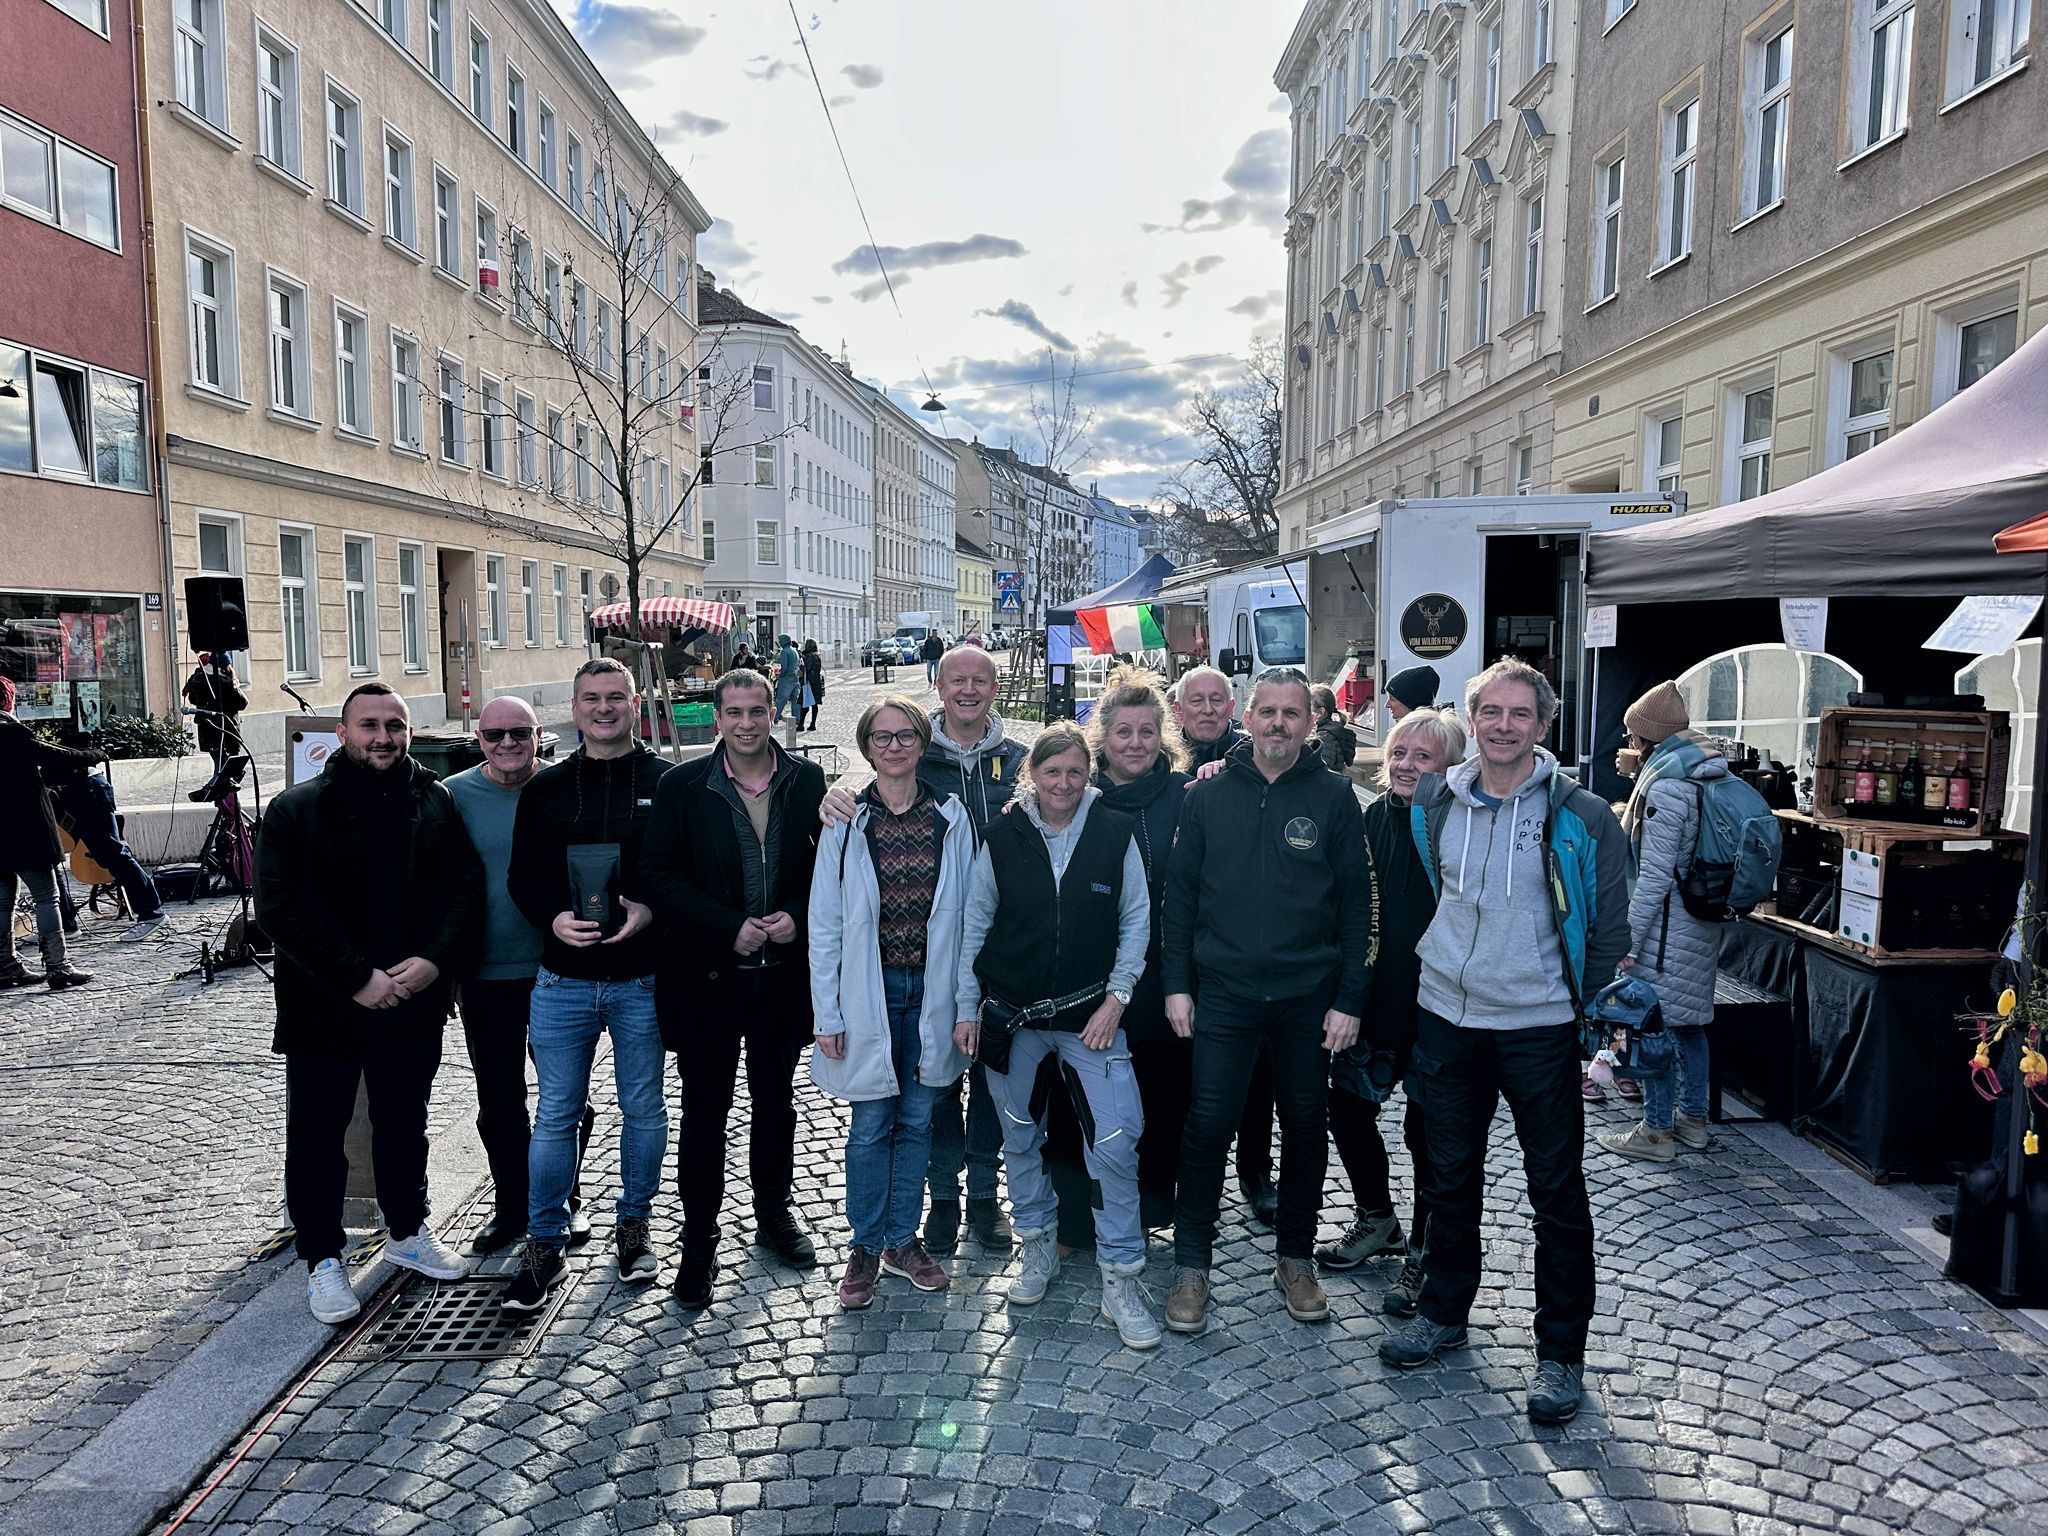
[1165,1267,1209,1334]
[1275,1256,1329,1322]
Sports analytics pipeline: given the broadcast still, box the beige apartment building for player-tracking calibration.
[1274,0,1583,551]
[1551,0,2046,507]
[148,0,709,749]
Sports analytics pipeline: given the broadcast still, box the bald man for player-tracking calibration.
[446,697,591,1254]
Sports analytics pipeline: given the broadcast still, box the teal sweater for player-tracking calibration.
[445,764,545,980]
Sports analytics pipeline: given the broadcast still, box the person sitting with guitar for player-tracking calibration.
[49,754,168,941]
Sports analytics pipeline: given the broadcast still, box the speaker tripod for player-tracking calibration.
[173,715,271,984]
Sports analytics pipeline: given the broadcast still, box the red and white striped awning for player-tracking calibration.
[587,596,736,635]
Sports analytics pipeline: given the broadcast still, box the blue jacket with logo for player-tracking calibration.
[1161,741,1378,1013]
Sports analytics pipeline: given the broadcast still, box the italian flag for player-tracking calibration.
[1077,603,1165,655]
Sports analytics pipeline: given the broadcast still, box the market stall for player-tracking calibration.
[586,596,736,745]
[1043,555,1176,721]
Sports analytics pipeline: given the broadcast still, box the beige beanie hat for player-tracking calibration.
[1624,680,1689,744]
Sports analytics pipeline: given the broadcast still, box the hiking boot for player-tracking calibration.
[1672,1111,1711,1150]
[966,1197,1012,1253]
[923,1197,962,1256]
[671,1241,717,1309]
[306,1258,360,1325]
[839,1248,881,1309]
[385,1226,468,1280]
[1164,1267,1209,1334]
[1381,1257,1425,1317]
[1238,1170,1278,1228]
[757,1209,817,1268]
[1006,1226,1060,1306]
[1598,1122,1676,1163]
[1099,1261,1162,1350]
[1378,1315,1469,1369]
[616,1218,657,1283]
[468,1210,524,1255]
[1527,1360,1585,1425]
[1275,1256,1329,1323]
[880,1239,949,1292]
[1317,1212,1405,1270]
[500,1241,566,1314]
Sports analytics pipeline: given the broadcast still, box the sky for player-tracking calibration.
[554,0,1300,504]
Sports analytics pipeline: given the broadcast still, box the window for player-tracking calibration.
[432,169,458,272]
[1343,338,1358,424]
[196,514,237,575]
[1371,324,1388,410]
[1742,24,1794,217]
[46,0,108,32]
[656,344,670,402]
[325,84,363,215]
[382,130,415,249]
[24,355,87,478]
[1859,1,1917,153]
[479,375,504,477]
[1658,98,1697,265]
[1375,151,1392,239]
[397,542,424,670]
[541,252,562,339]
[1433,271,1451,373]
[553,564,568,644]
[566,133,583,217]
[256,30,300,175]
[506,66,525,157]
[545,405,566,494]
[343,536,374,673]
[1949,0,2032,98]
[1349,184,1365,265]
[1521,194,1544,316]
[483,554,504,645]
[537,102,557,188]
[1405,114,1421,206]
[1515,442,1535,492]
[437,356,465,464]
[1681,644,1864,773]
[594,297,613,376]
[1647,412,1682,491]
[1530,0,1552,70]
[1590,153,1623,304]
[1607,0,1637,25]
[1318,350,1336,439]
[390,331,421,451]
[590,165,608,236]
[1842,349,1893,458]
[378,0,405,41]
[757,519,778,563]
[278,528,317,678]
[475,200,498,296]
[1399,297,1415,391]
[703,520,717,562]
[266,274,309,417]
[754,364,776,410]
[1440,69,1458,173]
[754,443,776,487]
[510,232,533,326]
[468,25,491,121]
[1732,383,1774,500]
[426,0,452,88]
[658,460,673,529]
[1472,237,1493,346]
[521,560,537,644]
[334,304,367,435]
[1958,308,2019,392]
[574,421,592,501]
[2,114,120,253]
[579,569,592,626]
[514,391,536,486]
[1484,20,1502,119]
[1,115,55,221]
[174,0,226,127]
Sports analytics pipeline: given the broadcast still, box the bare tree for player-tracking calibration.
[1015,355,1097,636]
[1155,339,1282,561]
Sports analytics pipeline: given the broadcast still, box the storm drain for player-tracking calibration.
[340,1275,572,1363]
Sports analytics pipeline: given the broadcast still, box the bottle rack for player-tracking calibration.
[1812,707,2011,838]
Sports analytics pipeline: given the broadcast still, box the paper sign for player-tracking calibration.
[1584,604,1618,649]
[1923,594,2044,655]
[1780,597,1829,653]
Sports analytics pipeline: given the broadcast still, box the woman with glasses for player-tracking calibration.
[809,694,977,1308]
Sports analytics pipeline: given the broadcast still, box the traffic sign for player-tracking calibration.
[995,571,1023,611]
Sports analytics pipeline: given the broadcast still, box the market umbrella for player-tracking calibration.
[586,596,736,637]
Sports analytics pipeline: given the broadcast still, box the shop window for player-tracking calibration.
[1677,643,1863,777]
[1,594,146,727]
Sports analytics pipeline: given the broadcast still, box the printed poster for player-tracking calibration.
[74,680,101,733]
[60,613,98,679]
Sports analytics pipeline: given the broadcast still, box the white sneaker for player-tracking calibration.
[1099,1264,1162,1350]
[1007,1226,1060,1306]
[385,1226,469,1280]
[307,1258,360,1324]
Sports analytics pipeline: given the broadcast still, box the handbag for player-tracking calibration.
[976,981,1108,1074]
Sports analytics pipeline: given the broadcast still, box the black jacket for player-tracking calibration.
[1184,723,1246,770]
[920,634,945,662]
[802,651,825,699]
[640,740,825,1043]
[1313,717,1358,770]
[254,752,482,1057]
[1093,758,1190,1041]
[506,745,671,981]
[1359,792,1436,1063]
[1161,742,1377,1014]
[0,712,97,873]
[182,663,248,758]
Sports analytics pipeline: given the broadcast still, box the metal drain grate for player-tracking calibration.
[340,1275,572,1362]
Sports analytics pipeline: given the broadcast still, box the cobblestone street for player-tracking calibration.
[6,671,2048,1535]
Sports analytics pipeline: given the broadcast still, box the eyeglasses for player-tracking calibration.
[479,726,536,744]
[865,729,923,750]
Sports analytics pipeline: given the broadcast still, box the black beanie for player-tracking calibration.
[1386,665,1440,711]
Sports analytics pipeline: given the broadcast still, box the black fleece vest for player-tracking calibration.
[972,803,1132,1033]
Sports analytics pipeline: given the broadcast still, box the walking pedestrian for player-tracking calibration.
[0,676,98,989]
[799,638,825,733]
[499,660,672,1312]
[809,695,976,1308]
[253,683,481,1323]
[955,724,1160,1349]
[1379,659,1629,1427]
[445,697,596,1255]
[921,632,946,688]
[642,667,827,1308]
[1088,667,1192,1228]
[773,635,802,723]
[1160,668,1377,1335]
[821,642,1024,1256]
[1599,681,1720,1164]
[1317,708,1464,1319]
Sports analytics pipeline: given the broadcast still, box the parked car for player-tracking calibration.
[860,636,896,666]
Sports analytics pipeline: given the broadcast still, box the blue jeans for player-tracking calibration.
[1641,1024,1710,1131]
[845,967,942,1252]
[984,1027,1145,1267]
[526,967,667,1242]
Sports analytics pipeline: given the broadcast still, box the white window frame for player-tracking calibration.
[1405,114,1421,207]
[377,0,405,43]
[1440,68,1459,174]
[1851,0,1916,155]
[1472,235,1493,346]
[1590,150,1624,306]
[545,404,566,495]
[254,24,301,176]
[483,553,505,646]
[1515,441,1535,493]
[1432,270,1451,374]
[1946,0,2032,101]
[573,420,593,502]
[195,511,243,578]
[474,197,499,298]
[265,268,311,419]
[1375,150,1392,238]
[174,0,228,129]
[1931,289,2022,407]
[432,166,459,273]
[1606,0,1637,27]
[436,352,467,466]
[754,443,776,487]
[505,64,525,158]
[1830,342,1894,463]
[1520,193,1544,317]
[566,132,584,218]
[1740,21,1794,219]
[1657,96,1698,267]
[343,533,376,675]
[3,112,121,253]
[510,230,533,327]
[757,519,779,564]
[1644,409,1683,492]
[1399,297,1415,392]
[278,524,318,680]
[537,98,557,188]
[520,559,538,645]
[324,79,364,217]
[514,390,537,486]
[382,126,415,250]
[479,372,505,479]
[1530,0,1553,71]
[333,300,369,437]
[1724,377,1776,502]
[47,0,111,38]
[426,0,452,89]
[468,22,492,122]
[1483,20,1502,120]
[754,364,776,410]
[594,296,613,376]
[553,563,569,645]
[397,540,426,671]
[389,328,422,453]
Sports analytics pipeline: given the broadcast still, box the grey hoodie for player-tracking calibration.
[917,706,1029,830]
[1414,751,1578,1030]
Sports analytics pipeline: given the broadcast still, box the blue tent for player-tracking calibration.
[1046,555,1178,625]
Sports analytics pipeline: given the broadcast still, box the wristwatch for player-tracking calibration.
[1109,986,1132,1006]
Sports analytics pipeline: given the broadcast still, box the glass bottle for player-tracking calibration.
[1853,740,1877,810]
[1873,739,1899,810]
[1922,748,1950,816]
[1948,746,1974,817]
[1897,741,1921,822]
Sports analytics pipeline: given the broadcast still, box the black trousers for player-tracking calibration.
[1130,1034,1192,1203]
[284,1010,443,1266]
[1236,1043,1276,1187]
[1412,1011,1595,1364]
[676,980,803,1245]
[457,976,598,1222]
[1329,1084,1434,1250]
[1174,990,1330,1268]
